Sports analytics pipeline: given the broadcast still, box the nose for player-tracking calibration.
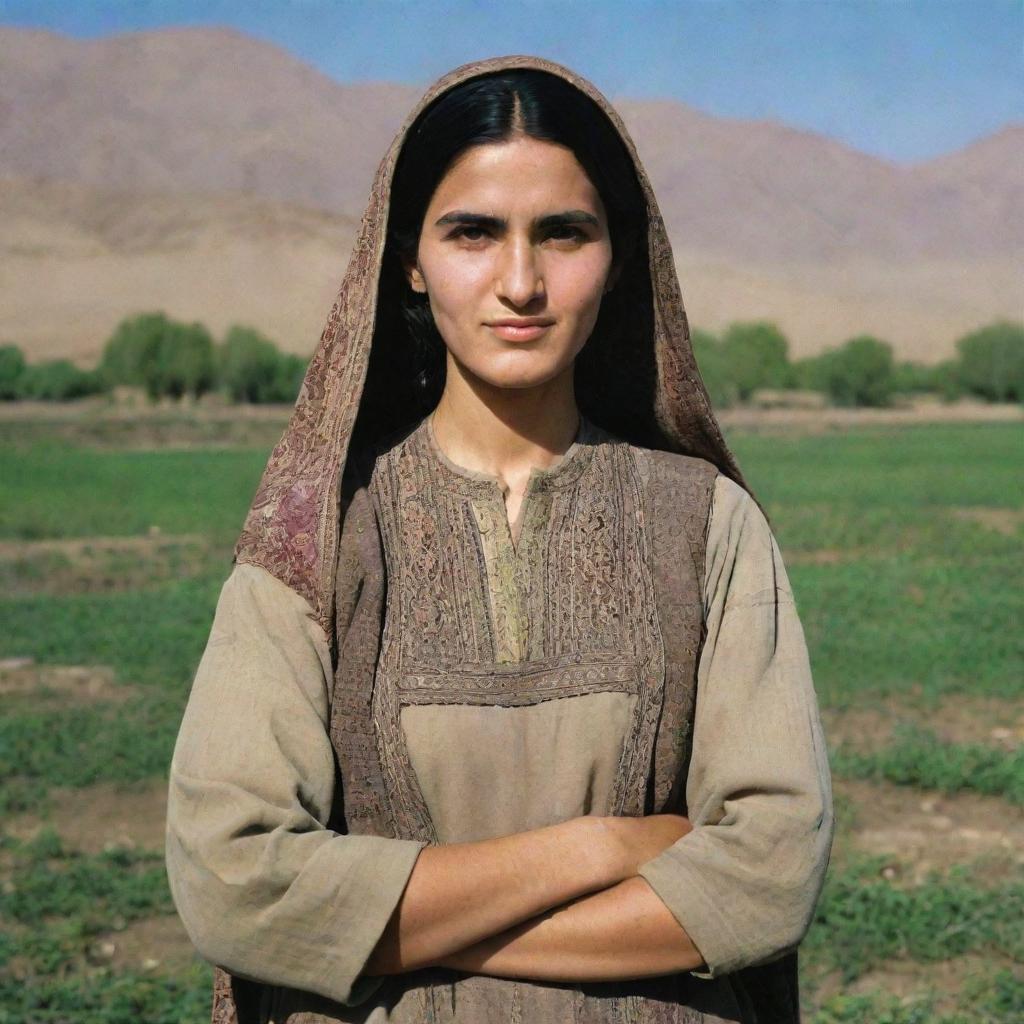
[495,236,545,307]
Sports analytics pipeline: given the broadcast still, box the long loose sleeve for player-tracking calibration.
[637,474,835,979]
[165,559,427,1006]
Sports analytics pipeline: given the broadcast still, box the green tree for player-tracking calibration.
[100,312,216,399]
[150,321,216,399]
[273,352,309,403]
[891,360,934,395]
[99,312,166,390]
[219,326,295,403]
[792,353,829,392]
[953,320,1024,402]
[690,328,735,408]
[720,321,793,400]
[819,335,896,407]
[19,360,103,400]
[930,358,964,402]
[0,344,27,400]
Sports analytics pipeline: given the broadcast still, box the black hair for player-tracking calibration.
[352,68,657,452]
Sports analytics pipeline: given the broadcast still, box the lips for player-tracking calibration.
[486,320,554,341]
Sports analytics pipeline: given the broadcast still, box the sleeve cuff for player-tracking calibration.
[637,839,745,980]
[327,834,429,1005]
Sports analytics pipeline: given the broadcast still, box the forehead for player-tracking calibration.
[428,137,602,211]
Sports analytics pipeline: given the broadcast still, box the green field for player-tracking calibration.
[1,416,1021,1021]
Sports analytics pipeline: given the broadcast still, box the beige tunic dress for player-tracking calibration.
[166,414,834,1023]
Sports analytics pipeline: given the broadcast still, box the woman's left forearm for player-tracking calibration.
[430,875,706,983]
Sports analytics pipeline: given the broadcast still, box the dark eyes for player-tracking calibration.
[450,225,587,244]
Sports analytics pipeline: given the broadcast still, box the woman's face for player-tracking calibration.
[404,134,618,390]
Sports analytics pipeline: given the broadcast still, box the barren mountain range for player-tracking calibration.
[1,25,1020,365]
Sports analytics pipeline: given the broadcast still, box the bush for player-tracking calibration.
[275,352,309,403]
[99,313,216,400]
[19,360,104,400]
[99,313,165,390]
[219,325,306,403]
[954,320,1024,402]
[818,335,896,407]
[891,360,934,395]
[929,358,964,402]
[792,352,829,392]
[0,344,27,400]
[151,322,216,399]
[720,321,794,400]
[691,328,735,408]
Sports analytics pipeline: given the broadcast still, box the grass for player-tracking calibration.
[0,694,185,816]
[728,423,1023,707]
[0,443,267,541]
[0,416,1021,1019]
[0,573,229,690]
[0,829,175,976]
[792,554,1023,705]
[832,723,1024,804]
[804,853,1023,983]
[810,967,1024,1024]
[0,963,212,1024]
[729,422,1022,513]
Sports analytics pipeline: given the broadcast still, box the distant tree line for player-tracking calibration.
[0,312,1021,408]
[692,319,1024,408]
[0,313,308,404]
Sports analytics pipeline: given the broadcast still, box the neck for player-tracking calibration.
[429,355,582,491]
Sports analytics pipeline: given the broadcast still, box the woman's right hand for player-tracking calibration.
[593,813,694,880]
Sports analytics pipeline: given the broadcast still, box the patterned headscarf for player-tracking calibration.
[234,53,752,639]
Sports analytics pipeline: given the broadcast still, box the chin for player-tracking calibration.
[463,350,573,392]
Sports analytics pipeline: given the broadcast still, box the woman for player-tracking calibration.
[166,54,834,1024]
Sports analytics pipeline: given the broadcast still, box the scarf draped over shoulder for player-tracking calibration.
[232,53,754,640]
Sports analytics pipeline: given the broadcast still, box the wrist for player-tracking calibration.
[571,815,630,889]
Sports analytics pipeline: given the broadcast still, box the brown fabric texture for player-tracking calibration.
[167,466,833,1022]
[166,52,833,1024]
[231,53,754,637]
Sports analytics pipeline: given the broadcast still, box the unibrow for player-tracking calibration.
[434,210,601,230]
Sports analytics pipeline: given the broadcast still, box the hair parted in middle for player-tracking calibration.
[350,67,657,452]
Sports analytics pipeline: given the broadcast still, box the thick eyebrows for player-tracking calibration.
[433,209,601,230]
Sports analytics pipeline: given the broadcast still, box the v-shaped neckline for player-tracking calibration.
[420,412,597,555]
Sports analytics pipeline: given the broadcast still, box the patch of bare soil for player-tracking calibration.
[0,533,207,558]
[0,401,291,450]
[0,532,219,594]
[948,505,1024,537]
[822,694,1024,754]
[88,914,199,974]
[833,777,1024,885]
[3,778,169,855]
[0,660,134,705]
[2,777,202,975]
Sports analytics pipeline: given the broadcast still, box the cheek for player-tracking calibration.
[551,252,612,315]
[420,251,492,315]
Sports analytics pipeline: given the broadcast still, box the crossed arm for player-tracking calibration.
[364,812,706,985]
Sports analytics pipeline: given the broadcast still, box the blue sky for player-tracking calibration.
[3,0,1021,163]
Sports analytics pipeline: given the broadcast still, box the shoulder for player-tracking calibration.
[608,442,721,577]
[707,474,770,552]
[709,474,760,531]
[703,477,790,614]
[617,439,720,496]
[624,445,722,549]
[216,561,326,644]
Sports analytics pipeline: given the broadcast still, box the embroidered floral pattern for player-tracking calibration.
[218,50,762,1024]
